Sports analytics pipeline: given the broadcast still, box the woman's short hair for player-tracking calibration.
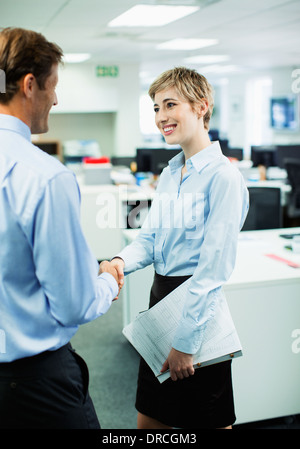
[0,27,63,104]
[148,67,214,130]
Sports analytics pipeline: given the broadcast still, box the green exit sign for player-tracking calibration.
[96,65,119,77]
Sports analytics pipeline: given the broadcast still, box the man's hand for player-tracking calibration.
[99,260,123,300]
[161,348,195,381]
[109,257,125,289]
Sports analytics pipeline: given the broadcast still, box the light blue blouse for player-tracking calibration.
[117,142,249,354]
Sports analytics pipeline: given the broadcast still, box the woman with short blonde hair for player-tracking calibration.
[112,66,249,429]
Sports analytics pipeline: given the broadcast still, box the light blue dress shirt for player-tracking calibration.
[117,142,249,354]
[0,114,118,362]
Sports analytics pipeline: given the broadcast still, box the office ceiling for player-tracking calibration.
[1,0,300,83]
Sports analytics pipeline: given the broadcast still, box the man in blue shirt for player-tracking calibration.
[0,27,120,429]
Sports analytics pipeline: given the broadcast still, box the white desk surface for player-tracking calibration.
[123,228,300,288]
[228,228,300,288]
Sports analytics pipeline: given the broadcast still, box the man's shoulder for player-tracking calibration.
[2,136,75,203]
[30,141,68,178]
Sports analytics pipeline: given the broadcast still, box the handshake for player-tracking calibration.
[99,257,125,300]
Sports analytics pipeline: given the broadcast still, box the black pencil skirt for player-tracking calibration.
[135,272,236,429]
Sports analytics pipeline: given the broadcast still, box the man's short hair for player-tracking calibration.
[0,27,63,104]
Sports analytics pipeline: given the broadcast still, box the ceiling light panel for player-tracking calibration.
[108,4,199,27]
[201,64,240,74]
[184,55,230,64]
[157,38,218,50]
[64,53,91,63]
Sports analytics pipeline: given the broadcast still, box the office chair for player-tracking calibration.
[284,158,300,218]
[242,187,282,231]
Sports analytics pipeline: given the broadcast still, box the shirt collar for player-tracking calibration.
[168,141,223,175]
[188,141,223,173]
[168,150,185,174]
[0,114,31,142]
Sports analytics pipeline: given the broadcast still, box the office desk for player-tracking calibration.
[79,184,154,260]
[121,228,300,424]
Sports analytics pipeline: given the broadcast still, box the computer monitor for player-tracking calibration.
[222,147,243,161]
[219,139,229,150]
[276,145,300,169]
[150,148,182,174]
[250,145,278,167]
[270,96,298,130]
[111,156,136,168]
[136,148,182,174]
[208,129,219,140]
[136,148,155,172]
[34,141,62,161]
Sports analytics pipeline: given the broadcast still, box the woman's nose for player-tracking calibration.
[156,109,168,124]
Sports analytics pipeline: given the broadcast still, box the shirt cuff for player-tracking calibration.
[172,318,205,354]
[98,272,119,298]
[114,248,136,274]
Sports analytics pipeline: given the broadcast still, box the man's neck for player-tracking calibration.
[0,99,31,131]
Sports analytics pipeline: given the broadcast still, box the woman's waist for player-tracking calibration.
[154,271,192,283]
[150,271,192,304]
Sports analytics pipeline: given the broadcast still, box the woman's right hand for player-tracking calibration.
[109,257,125,290]
[99,257,125,300]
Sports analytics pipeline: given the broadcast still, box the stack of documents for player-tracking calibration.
[123,279,242,383]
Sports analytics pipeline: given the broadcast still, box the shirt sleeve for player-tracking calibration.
[115,228,155,274]
[172,167,249,354]
[28,172,118,326]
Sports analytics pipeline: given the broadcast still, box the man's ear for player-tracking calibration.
[22,73,36,99]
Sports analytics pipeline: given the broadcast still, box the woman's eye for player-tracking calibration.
[167,102,175,108]
[154,107,159,113]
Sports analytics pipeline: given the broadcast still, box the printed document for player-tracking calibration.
[122,279,242,383]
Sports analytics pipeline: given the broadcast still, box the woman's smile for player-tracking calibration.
[163,124,177,136]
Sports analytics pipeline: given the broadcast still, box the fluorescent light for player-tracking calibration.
[184,55,230,64]
[201,64,240,74]
[64,53,91,63]
[157,38,218,50]
[108,4,199,27]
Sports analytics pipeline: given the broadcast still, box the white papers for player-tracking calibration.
[122,279,242,383]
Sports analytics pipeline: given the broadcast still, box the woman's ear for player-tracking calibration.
[197,99,209,119]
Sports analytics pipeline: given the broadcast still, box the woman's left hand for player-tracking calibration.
[161,348,195,381]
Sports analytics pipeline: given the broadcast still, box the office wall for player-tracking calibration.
[221,66,300,156]
[50,62,142,156]
[271,67,300,144]
[45,112,116,158]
